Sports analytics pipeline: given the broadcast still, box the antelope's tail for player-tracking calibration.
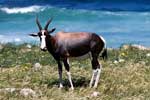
[100,36,108,60]
[101,47,108,60]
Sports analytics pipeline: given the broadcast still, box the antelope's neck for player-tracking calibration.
[46,36,57,54]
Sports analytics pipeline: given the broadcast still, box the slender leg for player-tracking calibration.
[63,59,74,90]
[66,71,74,90]
[94,67,102,88]
[90,56,101,88]
[89,69,97,88]
[57,61,63,88]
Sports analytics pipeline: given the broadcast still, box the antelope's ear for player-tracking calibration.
[48,28,56,34]
[29,33,38,37]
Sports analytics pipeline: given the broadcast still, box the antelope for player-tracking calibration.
[29,18,107,90]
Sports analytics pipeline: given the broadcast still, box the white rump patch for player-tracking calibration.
[99,36,106,48]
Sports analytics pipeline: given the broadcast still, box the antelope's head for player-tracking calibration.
[29,18,56,51]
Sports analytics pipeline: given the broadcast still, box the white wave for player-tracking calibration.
[140,12,150,16]
[0,34,39,44]
[0,36,20,43]
[0,35,4,38]
[0,5,46,14]
[14,38,21,42]
[102,11,130,16]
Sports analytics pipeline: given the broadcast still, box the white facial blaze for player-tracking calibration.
[40,30,46,49]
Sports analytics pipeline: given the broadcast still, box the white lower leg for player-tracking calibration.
[94,68,101,88]
[67,71,74,90]
[59,71,63,88]
[59,83,63,88]
[89,70,97,88]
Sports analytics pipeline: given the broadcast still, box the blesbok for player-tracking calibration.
[29,18,107,90]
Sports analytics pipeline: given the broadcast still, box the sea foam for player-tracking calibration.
[0,5,46,14]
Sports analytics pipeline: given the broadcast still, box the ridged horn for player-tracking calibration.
[36,17,42,30]
[44,18,53,30]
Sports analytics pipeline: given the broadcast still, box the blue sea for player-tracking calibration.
[0,0,150,48]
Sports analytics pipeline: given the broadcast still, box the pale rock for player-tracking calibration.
[0,88,16,93]
[0,44,3,50]
[122,44,150,50]
[33,63,42,71]
[20,88,36,97]
[26,44,32,49]
[131,44,149,50]
[91,91,100,97]
[118,59,125,62]
[122,45,130,50]
[139,61,146,65]
[5,88,16,93]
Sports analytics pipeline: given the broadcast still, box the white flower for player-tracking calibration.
[114,60,118,64]
[146,53,150,57]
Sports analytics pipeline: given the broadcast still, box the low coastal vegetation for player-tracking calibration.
[0,43,150,100]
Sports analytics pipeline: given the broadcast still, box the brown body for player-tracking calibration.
[30,18,107,89]
[48,32,104,59]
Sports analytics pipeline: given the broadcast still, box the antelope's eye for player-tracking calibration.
[43,32,48,36]
[44,32,47,35]
[38,32,42,36]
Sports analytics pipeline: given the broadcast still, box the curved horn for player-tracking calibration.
[36,17,42,30]
[44,18,53,30]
